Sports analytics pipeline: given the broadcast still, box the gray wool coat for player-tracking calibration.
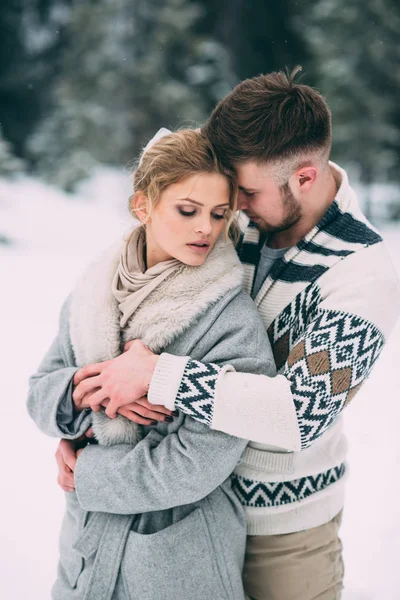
[27,238,276,600]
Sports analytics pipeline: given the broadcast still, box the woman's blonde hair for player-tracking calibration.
[130,129,238,239]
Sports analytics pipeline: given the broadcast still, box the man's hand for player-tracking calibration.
[72,340,160,419]
[55,429,93,492]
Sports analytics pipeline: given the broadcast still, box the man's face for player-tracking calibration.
[236,161,302,233]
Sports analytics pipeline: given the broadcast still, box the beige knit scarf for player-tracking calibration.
[111,227,182,327]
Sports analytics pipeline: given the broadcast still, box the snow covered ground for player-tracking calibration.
[1,175,399,599]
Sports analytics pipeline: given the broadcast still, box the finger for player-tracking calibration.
[63,454,76,472]
[73,363,106,386]
[73,375,102,403]
[87,388,108,411]
[58,481,75,492]
[118,406,157,426]
[73,368,86,387]
[123,340,134,352]
[55,449,69,474]
[57,472,75,490]
[79,389,103,410]
[100,398,111,412]
[133,396,173,416]
[58,439,77,472]
[85,427,94,438]
[119,402,170,422]
[104,399,121,419]
[57,468,75,486]
[57,475,75,490]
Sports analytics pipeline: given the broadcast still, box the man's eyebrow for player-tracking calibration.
[178,198,230,208]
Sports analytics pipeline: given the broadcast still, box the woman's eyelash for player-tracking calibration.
[179,208,196,217]
[178,208,227,220]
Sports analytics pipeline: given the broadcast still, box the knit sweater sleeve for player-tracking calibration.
[149,245,400,451]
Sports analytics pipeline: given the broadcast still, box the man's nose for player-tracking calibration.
[238,192,248,211]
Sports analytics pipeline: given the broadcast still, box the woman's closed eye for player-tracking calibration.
[211,212,226,220]
[178,208,196,217]
[178,207,227,220]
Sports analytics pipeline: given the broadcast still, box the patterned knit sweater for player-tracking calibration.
[148,163,400,534]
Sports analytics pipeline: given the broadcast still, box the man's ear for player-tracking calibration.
[293,166,318,191]
[131,192,149,223]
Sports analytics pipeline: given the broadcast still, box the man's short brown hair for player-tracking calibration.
[203,67,332,168]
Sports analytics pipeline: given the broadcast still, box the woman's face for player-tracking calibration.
[143,172,231,268]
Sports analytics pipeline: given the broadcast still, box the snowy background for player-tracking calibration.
[1,1,399,597]
[1,172,399,599]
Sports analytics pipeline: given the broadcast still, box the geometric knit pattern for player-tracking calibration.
[231,463,346,507]
[267,283,322,371]
[268,288,385,449]
[175,359,221,425]
[286,310,384,448]
[239,201,382,289]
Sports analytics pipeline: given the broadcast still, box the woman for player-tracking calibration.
[27,129,275,600]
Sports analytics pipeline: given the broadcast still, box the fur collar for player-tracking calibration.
[70,233,243,366]
[69,233,243,445]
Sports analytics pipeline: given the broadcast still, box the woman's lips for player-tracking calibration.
[187,242,210,253]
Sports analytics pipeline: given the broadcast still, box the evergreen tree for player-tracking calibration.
[0,127,25,177]
[199,0,312,82]
[0,0,30,156]
[128,0,235,150]
[0,0,72,158]
[0,126,24,248]
[299,0,400,186]
[29,0,134,190]
[29,0,234,190]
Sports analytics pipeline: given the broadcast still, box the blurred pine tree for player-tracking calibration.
[297,0,400,186]
[0,126,25,177]
[28,0,234,190]
[198,0,311,82]
[0,0,72,158]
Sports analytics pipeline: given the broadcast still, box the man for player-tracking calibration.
[58,68,400,599]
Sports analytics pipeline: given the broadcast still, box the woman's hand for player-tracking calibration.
[71,374,100,411]
[72,340,162,419]
[102,396,174,425]
[55,429,94,492]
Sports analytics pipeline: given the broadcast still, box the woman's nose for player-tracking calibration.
[195,216,213,235]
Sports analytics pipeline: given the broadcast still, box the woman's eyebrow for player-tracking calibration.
[177,198,203,206]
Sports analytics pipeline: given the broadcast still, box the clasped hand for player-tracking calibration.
[72,339,172,425]
[57,340,173,494]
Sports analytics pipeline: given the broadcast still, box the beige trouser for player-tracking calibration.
[243,511,344,600]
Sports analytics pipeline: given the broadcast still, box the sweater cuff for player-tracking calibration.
[148,353,190,410]
[175,359,234,426]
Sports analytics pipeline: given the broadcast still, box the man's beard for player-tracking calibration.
[255,183,302,234]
